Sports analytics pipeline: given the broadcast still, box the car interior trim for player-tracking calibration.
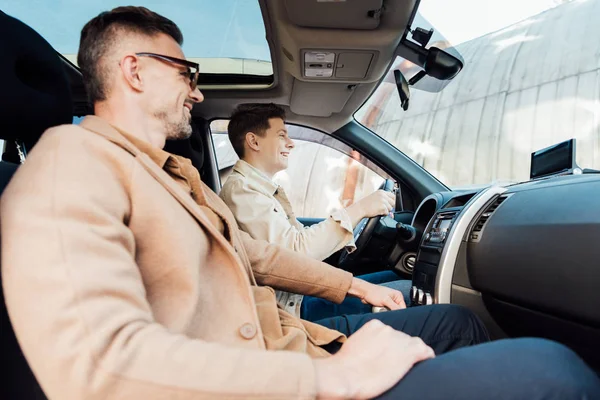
[434,185,507,303]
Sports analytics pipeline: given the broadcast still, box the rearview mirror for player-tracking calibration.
[424,47,463,80]
[394,69,410,111]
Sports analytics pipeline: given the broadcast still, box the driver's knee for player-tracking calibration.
[418,304,490,353]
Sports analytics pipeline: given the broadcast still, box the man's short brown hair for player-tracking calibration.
[77,6,183,104]
[227,103,287,158]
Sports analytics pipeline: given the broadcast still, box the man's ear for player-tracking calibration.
[119,55,144,92]
[245,132,260,152]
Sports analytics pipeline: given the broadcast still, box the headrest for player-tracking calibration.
[0,11,72,147]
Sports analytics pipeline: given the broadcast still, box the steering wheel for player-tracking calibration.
[338,179,396,265]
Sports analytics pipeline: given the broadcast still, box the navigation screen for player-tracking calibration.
[530,139,575,179]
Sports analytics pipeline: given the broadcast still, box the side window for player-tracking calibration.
[210,119,238,183]
[210,120,385,218]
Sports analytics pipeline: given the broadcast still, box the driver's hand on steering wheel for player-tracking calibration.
[348,278,407,310]
[346,190,396,227]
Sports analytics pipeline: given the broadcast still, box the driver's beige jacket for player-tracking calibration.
[220,160,356,316]
[1,116,354,400]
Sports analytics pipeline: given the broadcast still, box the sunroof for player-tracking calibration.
[2,0,273,76]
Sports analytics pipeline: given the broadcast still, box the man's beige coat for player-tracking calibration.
[1,116,354,399]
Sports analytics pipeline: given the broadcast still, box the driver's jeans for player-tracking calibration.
[314,305,600,399]
[300,270,411,322]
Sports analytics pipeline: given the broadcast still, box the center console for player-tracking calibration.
[410,210,458,305]
[408,186,507,306]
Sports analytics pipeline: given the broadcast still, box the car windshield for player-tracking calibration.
[356,0,600,190]
[1,0,273,76]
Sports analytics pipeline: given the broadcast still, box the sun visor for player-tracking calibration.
[290,80,353,117]
[284,0,384,30]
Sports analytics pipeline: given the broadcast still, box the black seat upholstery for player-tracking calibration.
[0,10,73,400]
[164,121,222,193]
[0,162,19,192]
[164,127,205,171]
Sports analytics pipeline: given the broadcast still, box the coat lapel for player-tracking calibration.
[79,116,250,280]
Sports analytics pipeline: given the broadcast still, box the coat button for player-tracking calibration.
[239,323,257,340]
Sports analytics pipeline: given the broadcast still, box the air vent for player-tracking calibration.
[404,253,416,273]
[470,195,509,241]
[398,252,416,273]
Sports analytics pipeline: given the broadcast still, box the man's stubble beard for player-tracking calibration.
[153,108,192,141]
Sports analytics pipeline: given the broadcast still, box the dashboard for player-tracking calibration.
[407,174,600,369]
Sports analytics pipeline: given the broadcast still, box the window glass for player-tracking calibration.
[356,0,600,189]
[211,121,385,218]
[3,0,273,77]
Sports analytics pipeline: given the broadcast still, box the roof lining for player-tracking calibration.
[66,0,418,133]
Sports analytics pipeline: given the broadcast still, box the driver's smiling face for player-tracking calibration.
[257,117,295,175]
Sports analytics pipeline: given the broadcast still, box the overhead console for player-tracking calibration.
[302,50,376,80]
[259,0,418,121]
[283,0,384,81]
[272,0,416,85]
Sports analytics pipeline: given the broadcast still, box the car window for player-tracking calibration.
[355,0,600,190]
[3,0,273,80]
[210,121,385,218]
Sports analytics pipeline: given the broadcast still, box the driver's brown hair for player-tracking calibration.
[228,103,286,158]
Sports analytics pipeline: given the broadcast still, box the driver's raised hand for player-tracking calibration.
[346,190,395,227]
[348,278,407,310]
[313,319,434,399]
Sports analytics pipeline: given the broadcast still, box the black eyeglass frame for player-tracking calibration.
[135,52,200,90]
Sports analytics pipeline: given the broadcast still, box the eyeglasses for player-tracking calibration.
[135,52,200,91]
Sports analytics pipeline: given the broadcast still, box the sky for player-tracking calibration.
[0,0,569,59]
[0,0,271,60]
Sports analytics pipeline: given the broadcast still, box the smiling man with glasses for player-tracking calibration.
[76,11,204,144]
[2,5,600,400]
